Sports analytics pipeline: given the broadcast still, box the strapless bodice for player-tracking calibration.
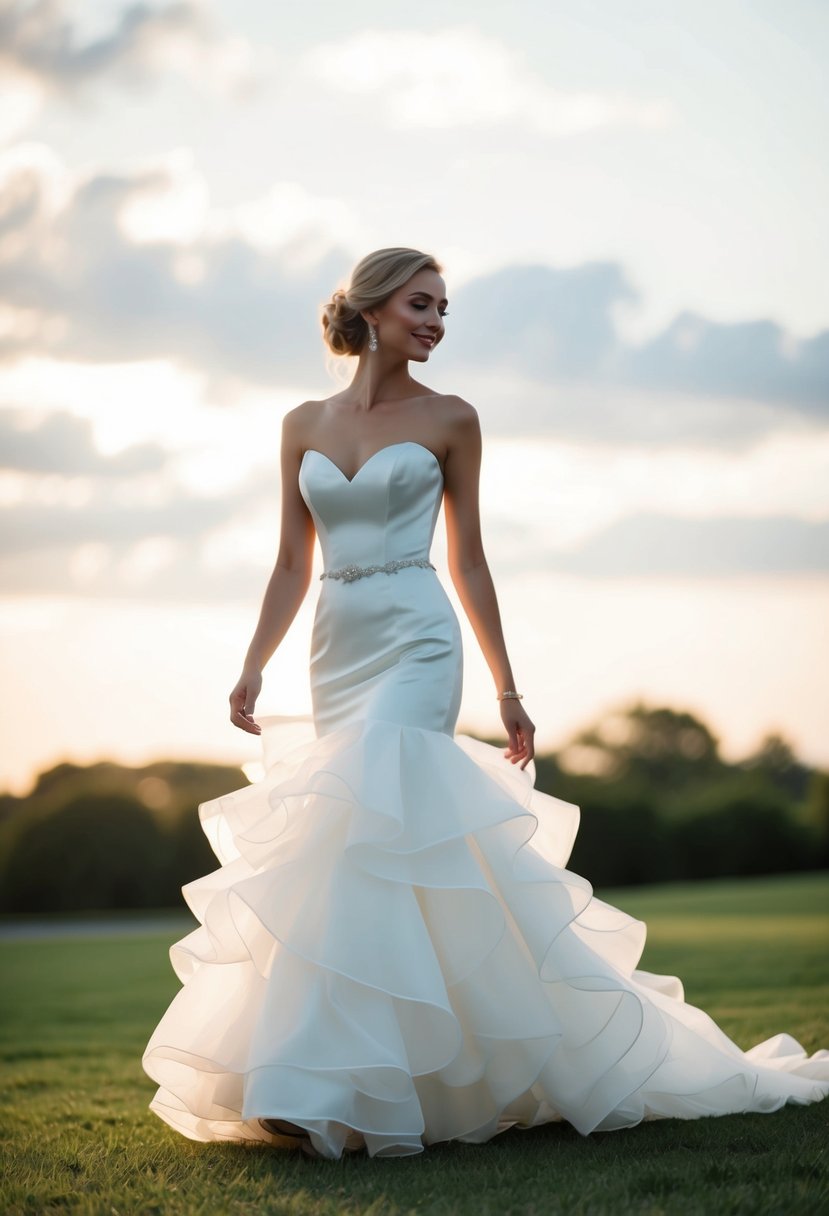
[298,441,444,571]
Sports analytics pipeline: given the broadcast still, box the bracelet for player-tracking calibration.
[497,690,523,701]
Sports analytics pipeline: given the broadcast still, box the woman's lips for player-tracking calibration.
[413,334,434,348]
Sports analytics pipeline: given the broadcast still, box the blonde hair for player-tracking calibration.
[321,246,443,358]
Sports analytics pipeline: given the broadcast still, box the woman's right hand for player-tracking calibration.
[229,667,263,734]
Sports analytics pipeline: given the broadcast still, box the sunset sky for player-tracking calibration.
[1,0,827,796]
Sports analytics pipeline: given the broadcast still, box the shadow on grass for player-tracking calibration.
[121,1104,829,1216]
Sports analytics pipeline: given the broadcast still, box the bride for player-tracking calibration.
[142,246,829,1160]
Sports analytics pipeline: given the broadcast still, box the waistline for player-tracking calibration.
[320,556,436,583]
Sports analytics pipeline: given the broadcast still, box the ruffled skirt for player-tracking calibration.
[142,715,829,1159]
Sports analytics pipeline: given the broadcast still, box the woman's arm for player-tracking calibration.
[443,402,536,769]
[229,407,316,735]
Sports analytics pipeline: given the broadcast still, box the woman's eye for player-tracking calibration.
[413,303,448,317]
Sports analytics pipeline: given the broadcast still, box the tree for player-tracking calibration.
[1,792,166,912]
[559,700,723,791]
[803,770,829,867]
[672,791,810,880]
[741,731,813,801]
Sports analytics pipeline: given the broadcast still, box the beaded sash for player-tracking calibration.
[320,557,436,583]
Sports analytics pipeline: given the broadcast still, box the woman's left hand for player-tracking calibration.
[500,698,536,770]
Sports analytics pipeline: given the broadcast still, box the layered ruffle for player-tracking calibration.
[142,715,829,1159]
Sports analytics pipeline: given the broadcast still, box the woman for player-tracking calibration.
[142,247,829,1160]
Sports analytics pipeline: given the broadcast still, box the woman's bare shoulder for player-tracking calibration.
[284,399,325,421]
[281,399,325,443]
[438,394,480,435]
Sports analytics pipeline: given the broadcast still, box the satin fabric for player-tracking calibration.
[302,442,462,738]
[142,440,829,1159]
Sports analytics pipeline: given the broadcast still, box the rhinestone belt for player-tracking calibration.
[320,557,436,583]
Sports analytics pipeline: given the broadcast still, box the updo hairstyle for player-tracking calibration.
[321,247,443,357]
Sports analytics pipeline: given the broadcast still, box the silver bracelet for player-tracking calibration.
[497,690,523,701]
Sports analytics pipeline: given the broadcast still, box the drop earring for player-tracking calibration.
[368,324,378,352]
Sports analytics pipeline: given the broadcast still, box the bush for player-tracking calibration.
[672,792,811,880]
[567,791,671,888]
[0,792,166,913]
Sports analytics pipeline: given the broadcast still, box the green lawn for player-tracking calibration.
[1,872,828,1216]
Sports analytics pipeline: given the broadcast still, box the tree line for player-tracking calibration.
[532,704,827,887]
[0,701,825,914]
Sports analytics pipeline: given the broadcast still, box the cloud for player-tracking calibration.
[469,377,815,450]
[0,0,261,174]
[542,514,829,578]
[2,492,233,557]
[0,407,167,474]
[625,314,829,414]
[0,414,278,597]
[0,0,256,135]
[0,537,268,602]
[448,261,634,377]
[0,463,271,557]
[447,264,829,414]
[0,151,826,449]
[0,149,336,380]
[300,27,672,135]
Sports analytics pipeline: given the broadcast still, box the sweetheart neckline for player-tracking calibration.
[301,441,443,484]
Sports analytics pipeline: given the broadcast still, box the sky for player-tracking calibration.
[1,0,827,796]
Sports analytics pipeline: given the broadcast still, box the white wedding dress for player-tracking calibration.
[142,440,829,1159]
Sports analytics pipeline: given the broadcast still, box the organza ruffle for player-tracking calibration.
[142,715,829,1159]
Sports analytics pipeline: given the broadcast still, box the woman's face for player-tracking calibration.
[369,268,448,362]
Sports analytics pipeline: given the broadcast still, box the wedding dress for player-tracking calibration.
[142,440,829,1159]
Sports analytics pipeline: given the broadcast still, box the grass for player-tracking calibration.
[0,872,827,1215]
